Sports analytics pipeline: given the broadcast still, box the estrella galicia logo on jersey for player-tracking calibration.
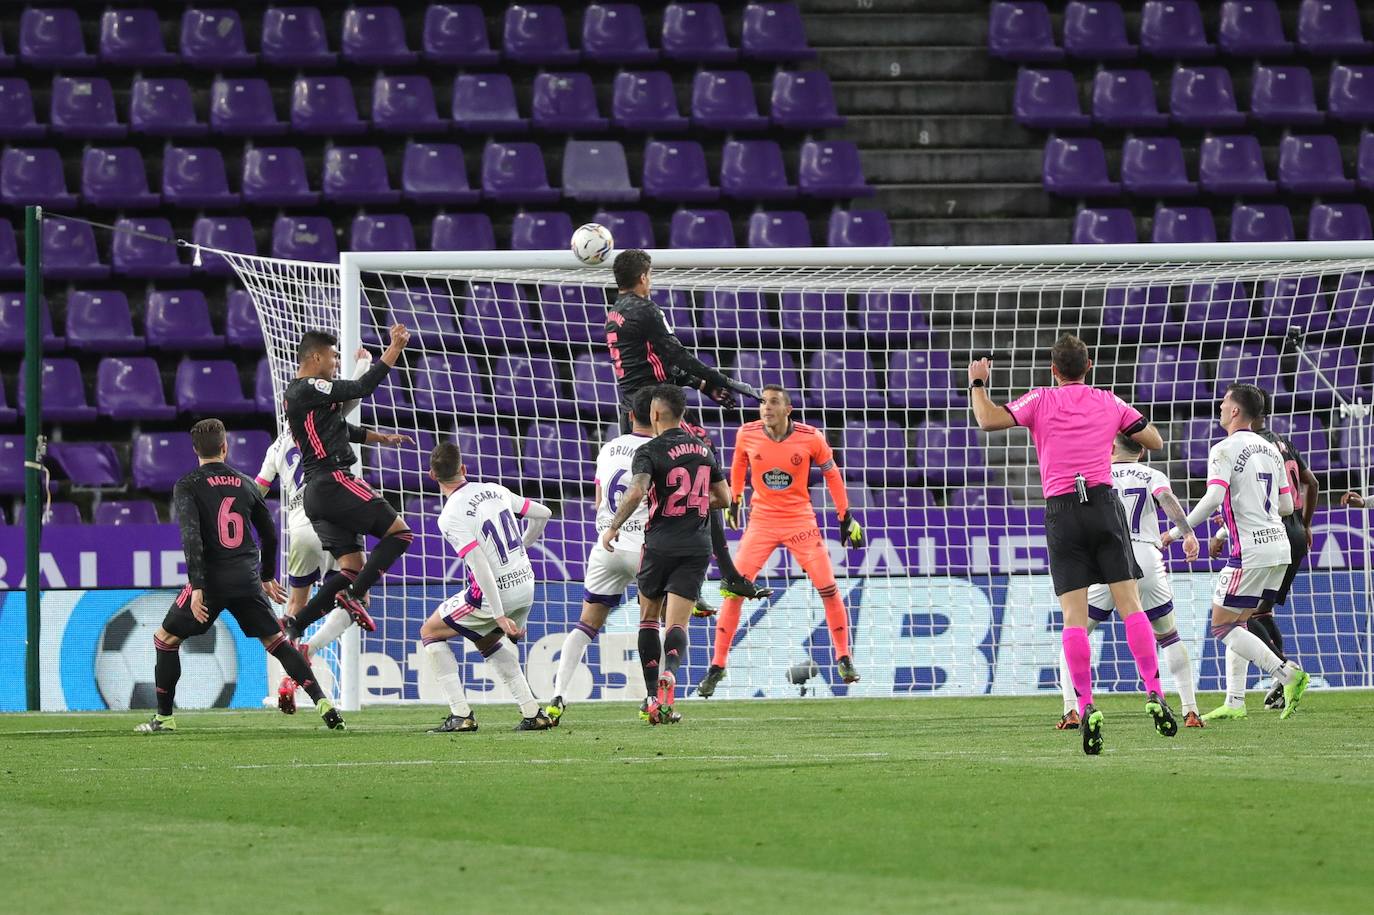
[309,378,333,394]
[762,469,793,490]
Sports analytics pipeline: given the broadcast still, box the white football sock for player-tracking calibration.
[1059,618,1098,714]
[1160,640,1198,715]
[1223,646,1248,709]
[423,640,471,717]
[489,638,540,719]
[554,627,594,700]
[306,607,352,655]
[1222,626,1291,683]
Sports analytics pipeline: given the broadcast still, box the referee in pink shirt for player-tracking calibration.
[969,334,1197,755]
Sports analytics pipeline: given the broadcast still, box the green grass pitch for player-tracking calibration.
[3,692,1371,914]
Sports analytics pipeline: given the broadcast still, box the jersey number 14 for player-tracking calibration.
[481,509,523,563]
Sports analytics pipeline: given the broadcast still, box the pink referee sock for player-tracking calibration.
[1124,612,1164,697]
[1062,626,1094,716]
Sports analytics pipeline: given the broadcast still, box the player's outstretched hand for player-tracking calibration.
[190,589,209,623]
[387,323,411,350]
[967,358,992,385]
[725,497,743,530]
[600,526,620,553]
[1181,531,1199,563]
[262,579,286,604]
[1340,490,1366,508]
[706,385,738,410]
[495,615,525,640]
[378,433,413,446]
[1208,535,1225,559]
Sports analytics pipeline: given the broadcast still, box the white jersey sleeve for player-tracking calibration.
[594,432,652,547]
[257,432,307,529]
[1211,432,1290,567]
[1110,463,1170,547]
[438,482,537,605]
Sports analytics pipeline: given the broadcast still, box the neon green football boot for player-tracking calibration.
[1279,668,1310,721]
[1201,703,1248,721]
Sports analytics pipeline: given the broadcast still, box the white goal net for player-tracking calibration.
[223,243,1374,711]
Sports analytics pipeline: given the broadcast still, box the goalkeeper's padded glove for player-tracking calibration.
[726,496,743,530]
[839,511,863,548]
[725,378,764,402]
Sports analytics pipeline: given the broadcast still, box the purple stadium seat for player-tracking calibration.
[721,139,796,201]
[1134,345,1206,404]
[482,143,560,204]
[1152,205,1217,243]
[662,3,737,63]
[1259,276,1330,336]
[611,71,689,131]
[504,5,579,65]
[255,358,275,413]
[1,149,74,208]
[1170,67,1246,128]
[17,358,96,422]
[0,78,46,139]
[366,430,438,493]
[1014,69,1090,129]
[643,140,719,202]
[261,7,335,67]
[373,76,444,134]
[292,77,365,135]
[81,148,159,209]
[180,9,254,69]
[1298,0,1373,55]
[350,214,415,253]
[592,210,655,249]
[1212,343,1285,399]
[1199,136,1276,195]
[538,284,606,343]
[112,218,188,278]
[323,147,400,205]
[225,290,264,350]
[948,487,1012,509]
[453,73,528,133]
[19,8,95,68]
[532,72,608,132]
[50,77,125,139]
[192,217,255,275]
[0,436,22,494]
[749,211,811,248]
[1103,285,1183,343]
[0,221,19,280]
[96,501,160,525]
[493,356,572,417]
[669,209,735,247]
[133,433,197,491]
[225,431,272,478]
[42,219,108,280]
[242,147,318,206]
[521,421,588,485]
[781,291,850,344]
[828,210,892,247]
[511,211,575,250]
[771,70,844,130]
[1308,203,1373,241]
[692,71,768,131]
[1291,345,1366,406]
[413,353,493,416]
[386,289,460,349]
[1043,137,1119,196]
[1140,1,1215,59]
[48,442,121,488]
[1330,272,1374,340]
[1272,414,1331,473]
[1179,417,1218,476]
[915,424,986,486]
[648,288,698,345]
[732,351,803,405]
[1251,66,1322,126]
[1328,65,1374,124]
[1219,0,1293,56]
[129,78,205,137]
[1073,207,1136,244]
[364,368,418,424]
[563,140,638,203]
[211,79,287,136]
[454,426,520,484]
[424,5,499,65]
[798,140,872,199]
[842,421,917,486]
[162,147,237,208]
[1230,203,1295,242]
[583,4,657,64]
[175,359,255,415]
[402,143,479,205]
[100,9,177,66]
[461,281,528,341]
[432,213,497,251]
[1121,137,1196,196]
[1092,70,1168,128]
[1064,1,1136,60]
[1279,135,1354,194]
[742,2,813,61]
[699,290,776,348]
[1182,281,1259,338]
[66,290,142,353]
[805,351,884,410]
[0,292,64,352]
[271,216,338,262]
[988,2,1062,63]
[1361,132,1374,191]
[342,6,417,65]
[146,290,222,350]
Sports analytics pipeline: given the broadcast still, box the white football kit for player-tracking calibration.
[436,481,538,636]
[1207,430,1292,610]
[1086,463,1177,617]
[582,431,652,604]
[256,431,329,584]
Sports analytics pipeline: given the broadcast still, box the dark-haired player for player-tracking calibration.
[601,384,732,724]
[137,420,343,733]
[606,249,770,602]
[282,325,413,642]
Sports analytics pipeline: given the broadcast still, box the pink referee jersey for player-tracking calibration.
[1006,383,1146,498]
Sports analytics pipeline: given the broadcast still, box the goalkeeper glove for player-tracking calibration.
[839,511,864,548]
[726,496,743,530]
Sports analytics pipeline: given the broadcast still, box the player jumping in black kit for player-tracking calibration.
[282,325,414,641]
[605,249,770,602]
[137,420,343,733]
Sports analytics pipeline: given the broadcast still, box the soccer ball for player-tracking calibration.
[94,592,238,710]
[571,223,614,265]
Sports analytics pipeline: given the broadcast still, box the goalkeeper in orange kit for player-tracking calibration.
[699,385,864,696]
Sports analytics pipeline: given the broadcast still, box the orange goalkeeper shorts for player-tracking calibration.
[733,518,836,592]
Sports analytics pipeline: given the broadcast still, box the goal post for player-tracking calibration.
[223,242,1374,712]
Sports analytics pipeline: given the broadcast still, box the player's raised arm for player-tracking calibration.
[293,327,405,405]
[966,358,1017,432]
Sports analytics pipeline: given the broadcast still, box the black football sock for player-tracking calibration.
[268,635,325,704]
[294,568,355,631]
[709,511,743,580]
[349,531,414,597]
[1247,612,1285,662]
[1251,611,1286,661]
[663,624,687,676]
[638,621,662,694]
[153,634,180,717]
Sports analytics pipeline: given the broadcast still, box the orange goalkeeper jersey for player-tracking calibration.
[732,420,849,524]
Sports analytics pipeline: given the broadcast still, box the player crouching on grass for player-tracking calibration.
[138,419,343,733]
[418,442,555,733]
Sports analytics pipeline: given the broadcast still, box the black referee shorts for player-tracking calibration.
[638,548,711,602]
[1044,485,1141,596]
[161,584,282,640]
[304,473,398,558]
[1273,522,1310,606]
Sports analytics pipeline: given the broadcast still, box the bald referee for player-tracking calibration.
[969,334,1194,755]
